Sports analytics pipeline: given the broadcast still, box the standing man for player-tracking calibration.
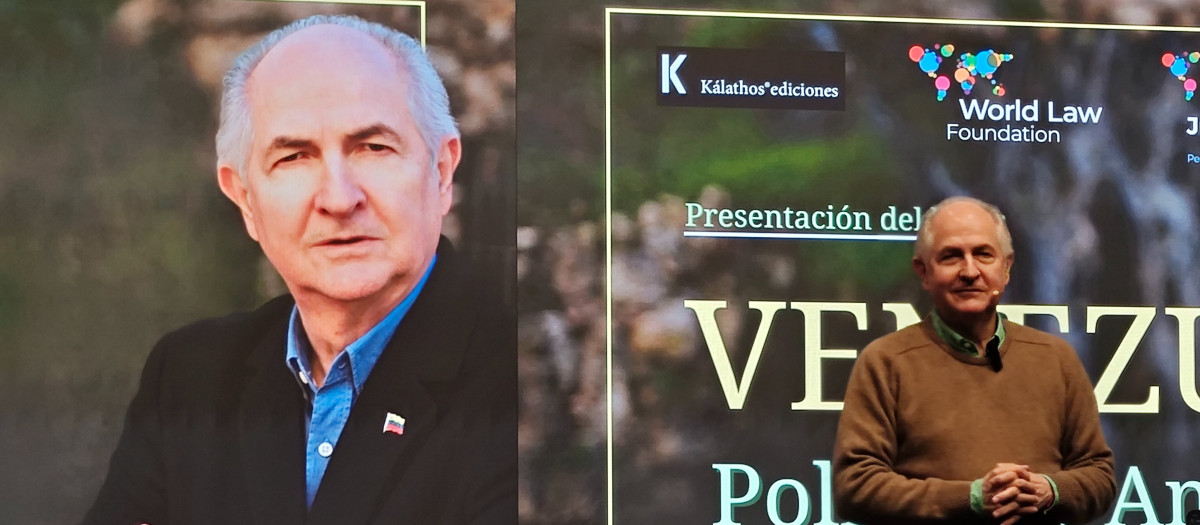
[833,197,1114,525]
[84,15,515,525]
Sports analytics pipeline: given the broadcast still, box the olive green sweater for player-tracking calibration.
[832,319,1116,525]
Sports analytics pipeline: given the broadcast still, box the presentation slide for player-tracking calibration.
[602,7,1200,525]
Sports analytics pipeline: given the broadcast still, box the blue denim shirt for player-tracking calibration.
[285,256,436,508]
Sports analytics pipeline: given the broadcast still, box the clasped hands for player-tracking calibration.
[980,463,1054,525]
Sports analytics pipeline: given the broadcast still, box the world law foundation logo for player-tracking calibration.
[908,43,1014,101]
[913,41,1107,144]
[1162,51,1200,100]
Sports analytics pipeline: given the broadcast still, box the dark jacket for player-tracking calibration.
[83,244,516,525]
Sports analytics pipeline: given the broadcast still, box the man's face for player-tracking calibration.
[218,25,460,307]
[912,201,1013,324]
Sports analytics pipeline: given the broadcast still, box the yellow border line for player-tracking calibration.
[256,0,428,47]
[604,8,615,525]
[605,6,1200,525]
[606,7,1200,32]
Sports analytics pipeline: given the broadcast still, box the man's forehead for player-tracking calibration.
[241,23,418,155]
[247,24,404,99]
[928,202,1001,247]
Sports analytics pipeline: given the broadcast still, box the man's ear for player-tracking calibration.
[217,165,259,242]
[912,256,928,280]
[434,135,462,214]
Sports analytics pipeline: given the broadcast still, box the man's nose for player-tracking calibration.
[315,156,366,215]
[958,256,982,280]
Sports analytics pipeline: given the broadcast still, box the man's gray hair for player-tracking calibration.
[913,196,1013,259]
[215,14,458,175]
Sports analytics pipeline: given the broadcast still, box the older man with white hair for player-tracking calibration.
[83,15,515,525]
[833,196,1114,525]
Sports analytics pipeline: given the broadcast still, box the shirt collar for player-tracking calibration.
[930,309,1006,356]
[285,254,437,395]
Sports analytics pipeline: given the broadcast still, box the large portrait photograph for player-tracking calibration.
[0,1,514,523]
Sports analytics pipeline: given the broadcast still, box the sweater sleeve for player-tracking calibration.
[1045,348,1116,524]
[832,343,976,523]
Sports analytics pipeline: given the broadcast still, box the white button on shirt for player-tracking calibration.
[317,442,334,458]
